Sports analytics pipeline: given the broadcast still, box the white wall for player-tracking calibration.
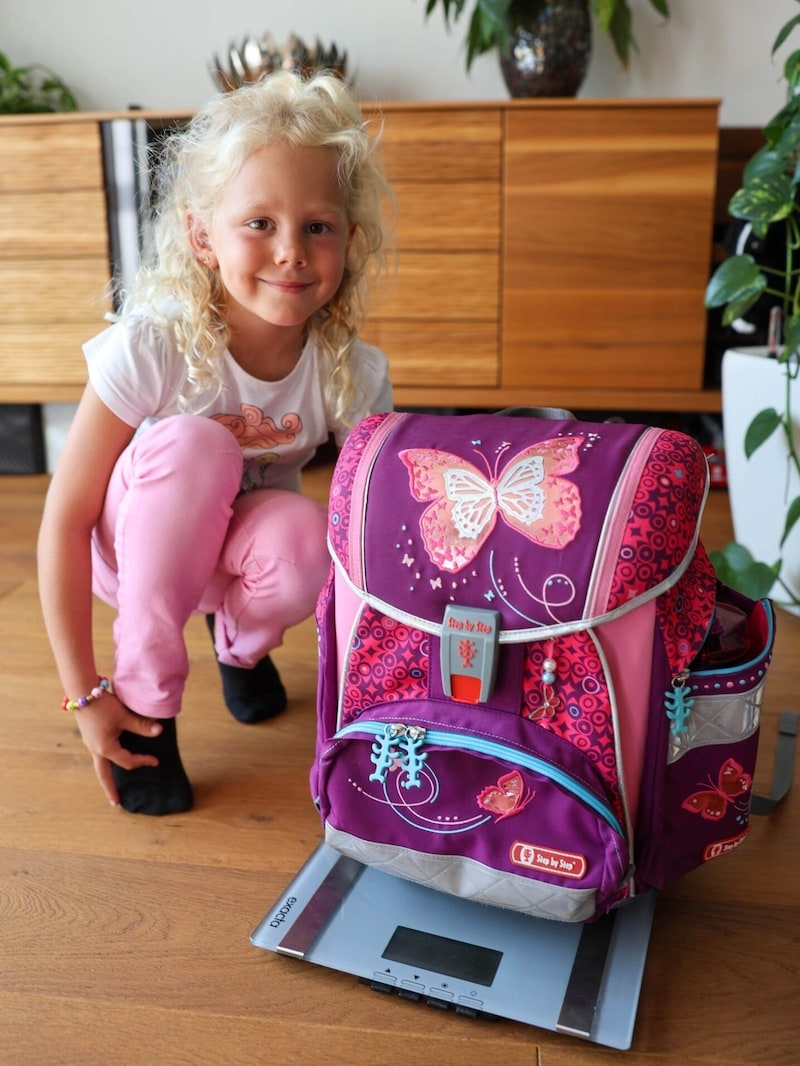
[2,0,797,127]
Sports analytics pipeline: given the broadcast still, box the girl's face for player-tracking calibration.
[191,142,352,354]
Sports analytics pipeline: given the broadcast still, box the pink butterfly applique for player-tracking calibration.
[399,438,583,573]
[477,770,535,822]
[682,758,753,821]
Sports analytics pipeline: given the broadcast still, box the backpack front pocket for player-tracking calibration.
[317,700,631,922]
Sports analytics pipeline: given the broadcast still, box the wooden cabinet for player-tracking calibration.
[0,118,112,401]
[365,99,720,412]
[0,100,720,412]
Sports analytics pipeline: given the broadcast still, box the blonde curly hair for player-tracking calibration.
[122,69,393,424]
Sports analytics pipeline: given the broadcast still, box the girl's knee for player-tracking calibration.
[234,490,328,569]
[132,416,243,491]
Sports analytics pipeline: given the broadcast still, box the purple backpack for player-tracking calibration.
[310,410,776,922]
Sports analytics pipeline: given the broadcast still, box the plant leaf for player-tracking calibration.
[720,541,757,571]
[589,0,616,33]
[647,0,670,18]
[738,560,782,599]
[704,254,766,310]
[464,0,511,69]
[773,13,800,56]
[729,174,795,234]
[744,407,782,458]
[782,315,800,359]
[780,494,800,547]
[607,0,634,67]
[711,544,780,599]
[741,147,779,182]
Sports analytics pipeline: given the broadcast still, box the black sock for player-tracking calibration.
[206,614,288,724]
[112,718,193,816]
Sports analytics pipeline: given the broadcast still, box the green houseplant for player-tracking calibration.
[704,9,800,609]
[0,51,77,114]
[420,0,670,72]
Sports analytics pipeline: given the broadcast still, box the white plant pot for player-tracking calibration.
[721,346,800,614]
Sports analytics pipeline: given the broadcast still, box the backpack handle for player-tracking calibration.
[496,405,576,421]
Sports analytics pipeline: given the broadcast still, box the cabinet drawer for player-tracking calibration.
[0,122,104,191]
[362,320,498,387]
[0,323,100,388]
[392,181,500,251]
[371,252,498,319]
[0,190,109,257]
[503,289,707,390]
[371,109,501,182]
[0,260,111,322]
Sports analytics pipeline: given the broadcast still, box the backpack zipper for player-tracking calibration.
[332,720,624,837]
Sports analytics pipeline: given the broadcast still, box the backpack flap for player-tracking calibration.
[330,410,712,647]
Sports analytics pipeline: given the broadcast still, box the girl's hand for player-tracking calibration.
[73,693,163,807]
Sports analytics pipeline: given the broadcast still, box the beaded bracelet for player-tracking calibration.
[61,676,111,712]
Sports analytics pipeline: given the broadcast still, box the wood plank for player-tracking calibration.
[361,320,499,387]
[391,181,500,251]
[0,121,104,191]
[0,382,85,403]
[366,108,502,182]
[368,251,499,319]
[0,323,104,387]
[502,290,708,390]
[0,190,109,256]
[0,260,111,321]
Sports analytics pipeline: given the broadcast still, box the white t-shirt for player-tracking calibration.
[84,312,392,492]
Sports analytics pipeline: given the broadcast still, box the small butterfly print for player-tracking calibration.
[682,758,753,821]
[399,438,583,573]
[477,770,535,822]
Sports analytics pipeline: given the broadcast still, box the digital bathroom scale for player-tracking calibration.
[251,843,656,1050]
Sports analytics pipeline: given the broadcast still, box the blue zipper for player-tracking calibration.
[333,720,624,837]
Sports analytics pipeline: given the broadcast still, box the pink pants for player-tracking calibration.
[90,415,330,718]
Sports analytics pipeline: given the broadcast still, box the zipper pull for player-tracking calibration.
[401,726,428,789]
[369,724,405,784]
[665,670,694,738]
[368,724,428,787]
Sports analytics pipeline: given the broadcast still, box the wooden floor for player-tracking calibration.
[1,462,798,1066]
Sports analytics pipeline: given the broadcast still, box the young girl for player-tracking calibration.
[38,70,394,817]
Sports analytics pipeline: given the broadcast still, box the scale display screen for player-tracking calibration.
[382,926,503,987]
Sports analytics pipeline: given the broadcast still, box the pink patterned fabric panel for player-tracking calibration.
[657,542,718,675]
[328,413,388,566]
[606,430,708,611]
[340,606,429,723]
[522,632,623,820]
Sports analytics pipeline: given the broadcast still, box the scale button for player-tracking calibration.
[426,997,450,1011]
[456,996,485,1018]
[400,980,425,995]
[428,988,454,1002]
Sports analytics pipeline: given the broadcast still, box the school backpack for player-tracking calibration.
[310,409,777,923]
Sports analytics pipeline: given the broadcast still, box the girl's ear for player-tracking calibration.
[187,211,218,268]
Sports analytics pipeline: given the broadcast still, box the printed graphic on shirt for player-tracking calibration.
[212,405,303,451]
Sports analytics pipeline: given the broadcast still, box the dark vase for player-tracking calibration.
[499,0,593,98]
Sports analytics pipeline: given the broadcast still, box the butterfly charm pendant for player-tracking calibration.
[399,437,583,573]
[476,770,535,822]
[681,758,753,821]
